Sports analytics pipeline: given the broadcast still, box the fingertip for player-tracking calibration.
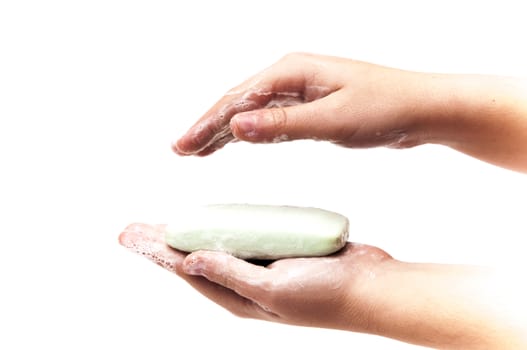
[171,137,193,156]
[170,139,182,154]
[183,250,237,276]
[118,223,146,249]
[230,113,258,141]
[118,231,131,248]
[231,108,294,143]
[172,123,219,156]
[182,252,206,275]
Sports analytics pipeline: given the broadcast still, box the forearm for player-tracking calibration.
[412,73,527,172]
[363,261,527,349]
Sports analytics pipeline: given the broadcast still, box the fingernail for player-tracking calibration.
[232,114,257,138]
[171,140,187,155]
[183,257,204,276]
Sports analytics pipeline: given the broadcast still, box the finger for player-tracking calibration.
[194,133,236,157]
[182,250,270,303]
[230,91,348,143]
[183,275,275,320]
[172,81,300,156]
[173,55,335,156]
[118,223,185,273]
[118,224,272,319]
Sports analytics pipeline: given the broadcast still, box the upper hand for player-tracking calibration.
[173,53,426,156]
[173,52,527,172]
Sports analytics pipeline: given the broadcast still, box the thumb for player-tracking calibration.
[182,251,268,301]
[230,95,342,143]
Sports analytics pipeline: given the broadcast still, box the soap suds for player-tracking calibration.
[272,134,289,143]
[191,85,334,154]
[119,223,182,273]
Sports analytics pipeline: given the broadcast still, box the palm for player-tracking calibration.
[120,224,391,331]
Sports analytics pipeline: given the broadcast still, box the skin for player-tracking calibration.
[173,53,527,172]
[119,224,526,349]
[120,53,527,349]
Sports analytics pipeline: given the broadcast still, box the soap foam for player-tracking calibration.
[193,84,334,154]
[119,223,180,272]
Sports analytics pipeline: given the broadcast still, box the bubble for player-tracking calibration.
[272,134,289,143]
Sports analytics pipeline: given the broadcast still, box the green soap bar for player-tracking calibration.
[165,204,349,259]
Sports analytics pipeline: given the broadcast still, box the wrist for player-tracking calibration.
[412,73,497,144]
[364,261,526,349]
[398,72,471,146]
[408,73,527,171]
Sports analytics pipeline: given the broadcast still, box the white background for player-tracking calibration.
[1,1,526,349]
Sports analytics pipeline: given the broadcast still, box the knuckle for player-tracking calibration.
[267,107,288,132]
[280,52,308,63]
[257,278,281,308]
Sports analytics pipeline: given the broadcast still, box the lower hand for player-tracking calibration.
[119,223,527,349]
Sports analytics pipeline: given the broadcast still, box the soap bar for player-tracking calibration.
[165,204,349,259]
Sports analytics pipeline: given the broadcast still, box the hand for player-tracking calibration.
[118,223,391,332]
[173,53,429,156]
[119,224,527,349]
[173,52,527,172]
